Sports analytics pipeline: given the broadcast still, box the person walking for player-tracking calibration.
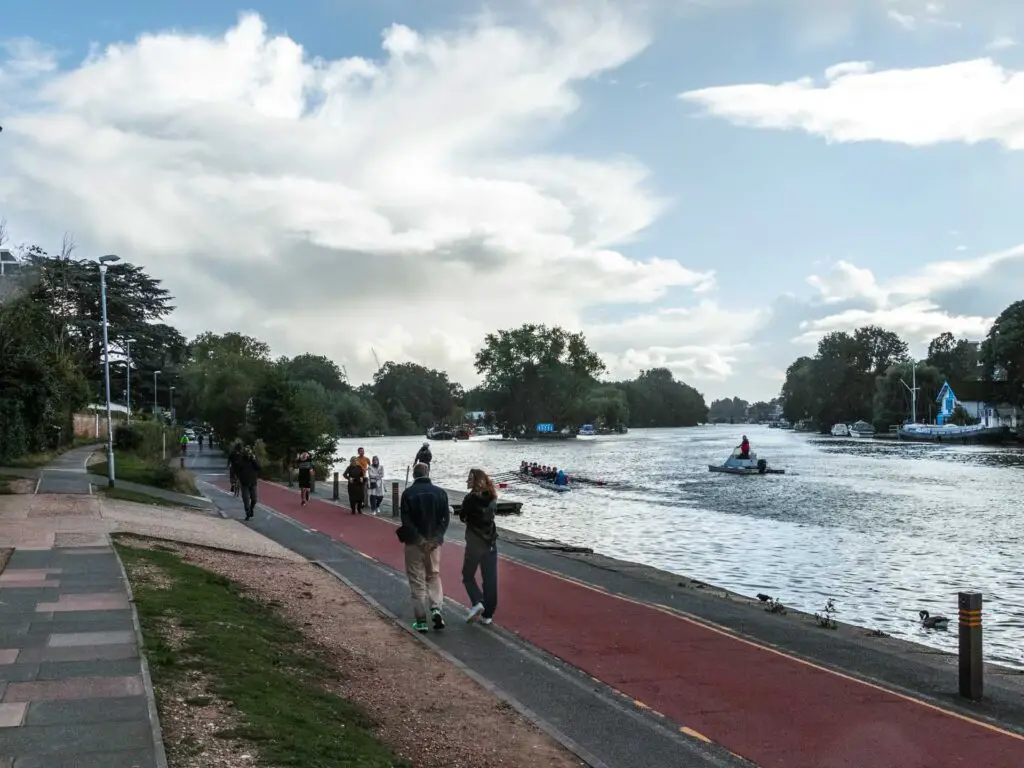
[397,462,450,632]
[368,455,385,514]
[343,456,367,514]
[297,451,315,506]
[237,446,261,521]
[227,442,243,496]
[460,468,499,625]
[415,441,432,468]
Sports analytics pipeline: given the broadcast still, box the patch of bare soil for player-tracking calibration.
[3,478,36,494]
[122,537,584,768]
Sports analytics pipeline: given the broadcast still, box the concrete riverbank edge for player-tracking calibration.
[305,474,1024,735]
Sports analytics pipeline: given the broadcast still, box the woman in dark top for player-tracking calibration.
[343,456,367,514]
[297,451,314,506]
[460,468,499,624]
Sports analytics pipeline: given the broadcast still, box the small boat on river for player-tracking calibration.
[831,423,850,437]
[709,450,785,476]
[577,424,597,440]
[522,474,572,492]
[848,420,876,438]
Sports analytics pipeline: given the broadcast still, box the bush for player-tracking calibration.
[114,422,177,461]
[114,424,145,452]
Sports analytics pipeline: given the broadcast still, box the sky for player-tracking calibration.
[2,0,1023,401]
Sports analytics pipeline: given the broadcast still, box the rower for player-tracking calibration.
[554,468,568,486]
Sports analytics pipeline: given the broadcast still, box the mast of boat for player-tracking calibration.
[899,358,920,424]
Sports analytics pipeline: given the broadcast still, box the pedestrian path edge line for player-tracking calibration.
[111,534,171,768]
[311,560,614,768]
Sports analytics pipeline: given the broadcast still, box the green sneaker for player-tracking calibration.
[412,620,428,634]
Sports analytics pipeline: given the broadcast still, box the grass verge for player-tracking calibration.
[115,541,408,768]
[97,486,187,509]
[90,451,199,495]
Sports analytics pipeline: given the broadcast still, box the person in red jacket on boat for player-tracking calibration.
[738,435,750,459]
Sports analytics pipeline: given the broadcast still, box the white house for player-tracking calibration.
[936,381,1022,429]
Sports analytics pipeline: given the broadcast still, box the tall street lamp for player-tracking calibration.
[125,338,137,423]
[169,385,176,425]
[153,370,161,415]
[98,254,120,488]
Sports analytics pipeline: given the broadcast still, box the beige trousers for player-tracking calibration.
[404,542,443,620]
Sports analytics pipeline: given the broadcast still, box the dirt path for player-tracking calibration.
[119,536,584,768]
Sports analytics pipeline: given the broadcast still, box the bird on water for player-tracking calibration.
[919,610,949,630]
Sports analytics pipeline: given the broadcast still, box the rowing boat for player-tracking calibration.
[516,472,572,492]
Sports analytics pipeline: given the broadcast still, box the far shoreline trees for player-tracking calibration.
[0,244,711,466]
[778,306,1024,432]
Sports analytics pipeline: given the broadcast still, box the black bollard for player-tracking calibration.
[391,481,400,518]
[332,472,340,501]
[958,591,983,701]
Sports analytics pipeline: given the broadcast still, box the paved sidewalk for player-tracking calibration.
[0,544,165,767]
[36,445,98,495]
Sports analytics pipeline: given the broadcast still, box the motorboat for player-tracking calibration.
[426,426,454,441]
[708,450,785,475]
[577,424,597,440]
[847,420,876,438]
[831,423,850,437]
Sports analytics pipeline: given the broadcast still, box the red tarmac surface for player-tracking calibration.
[243,480,1024,768]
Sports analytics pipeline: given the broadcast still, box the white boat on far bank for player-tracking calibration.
[831,423,850,437]
[577,424,597,441]
[848,420,876,438]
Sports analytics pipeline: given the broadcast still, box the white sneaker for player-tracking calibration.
[479,617,493,625]
[467,603,485,623]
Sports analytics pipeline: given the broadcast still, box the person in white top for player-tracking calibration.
[368,456,386,514]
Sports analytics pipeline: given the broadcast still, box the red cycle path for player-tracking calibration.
[246,480,1024,768]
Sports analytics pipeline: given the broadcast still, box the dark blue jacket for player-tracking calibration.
[400,477,450,544]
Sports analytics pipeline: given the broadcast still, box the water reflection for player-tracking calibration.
[335,427,1024,669]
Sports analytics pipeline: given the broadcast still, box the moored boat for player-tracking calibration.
[831,423,850,437]
[848,420,876,438]
[426,426,454,440]
[577,424,597,440]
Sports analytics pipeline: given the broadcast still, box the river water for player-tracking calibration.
[333,427,1024,668]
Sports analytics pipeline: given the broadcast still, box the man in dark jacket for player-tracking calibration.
[399,462,450,632]
[236,447,261,521]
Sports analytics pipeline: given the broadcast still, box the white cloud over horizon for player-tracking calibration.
[1,6,1022,404]
[679,57,1024,148]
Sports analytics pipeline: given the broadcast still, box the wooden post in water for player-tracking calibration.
[958,591,983,701]
[391,481,400,518]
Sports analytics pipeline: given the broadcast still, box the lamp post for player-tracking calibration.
[98,254,120,489]
[125,338,136,423]
[169,385,176,425]
[153,370,161,416]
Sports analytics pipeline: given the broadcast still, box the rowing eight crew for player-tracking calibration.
[519,461,570,487]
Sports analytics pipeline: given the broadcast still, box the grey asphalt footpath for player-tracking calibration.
[35,445,100,495]
[190,451,746,768]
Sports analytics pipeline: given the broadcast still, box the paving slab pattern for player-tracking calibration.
[0,545,162,767]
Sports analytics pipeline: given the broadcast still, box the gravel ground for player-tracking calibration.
[120,537,585,768]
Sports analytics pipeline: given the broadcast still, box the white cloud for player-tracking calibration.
[986,35,1016,50]
[0,9,735,389]
[679,58,1024,148]
[795,245,1024,346]
[887,9,917,29]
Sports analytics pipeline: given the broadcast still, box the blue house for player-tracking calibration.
[936,380,1021,428]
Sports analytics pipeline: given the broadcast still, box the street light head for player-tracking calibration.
[127,338,137,343]
[98,254,120,264]
[155,370,162,375]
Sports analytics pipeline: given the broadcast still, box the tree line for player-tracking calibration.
[0,245,711,466]
[779,303,1024,431]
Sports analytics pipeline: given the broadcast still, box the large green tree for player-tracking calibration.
[926,332,979,385]
[372,361,460,431]
[618,368,707,427]
[708,397,749,423]
[979,302,1024,404]
[250,364,336,471]
[474,324,606,430]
